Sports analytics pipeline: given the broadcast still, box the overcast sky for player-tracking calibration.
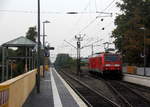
[0,0,121,61]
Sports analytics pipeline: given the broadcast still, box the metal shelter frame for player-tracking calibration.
[1,36,36,82]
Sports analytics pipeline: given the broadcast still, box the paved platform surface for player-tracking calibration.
[123,74,150,88]
[23,67,87,107]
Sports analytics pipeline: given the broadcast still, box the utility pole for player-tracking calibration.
[75,34,85,75]
[37,0,41,93]
[64,34,85,76]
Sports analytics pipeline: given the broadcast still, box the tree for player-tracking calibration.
[54,54,76,68]
[112,0,150,65]
[26,26,37,42]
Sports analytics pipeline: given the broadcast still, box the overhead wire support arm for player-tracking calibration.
[96,12,113,18]
[81,39,103,49]
[96,11,112,15]
[64,40,77,49]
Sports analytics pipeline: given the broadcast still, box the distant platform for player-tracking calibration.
[123,74,150,87]
[23,67,87,107]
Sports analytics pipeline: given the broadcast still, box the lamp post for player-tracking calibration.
[37,0,41,93]
[140,27,146,76]
[43,20,50,77]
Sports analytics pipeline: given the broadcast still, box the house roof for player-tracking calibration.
[2,36,36,47]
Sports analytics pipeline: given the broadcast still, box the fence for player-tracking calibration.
[0,69,37,107]
[123,66,150,76]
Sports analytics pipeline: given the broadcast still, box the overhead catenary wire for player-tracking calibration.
[101,0,116,12]
[0,10,60,14]
[66,0,92,41]
[95,0,98,12]
[64,0,117,57]
[75,0,115,36]
[67,0,100,41]
[70,0,116,56]
[77,17,97,34]
[82,39,103,49]
[73,16,112,53]
[74,0,92,24]
[0,9,101,14]
[76,12,112,35]
[64,40,77,49]
[104,1,117,12]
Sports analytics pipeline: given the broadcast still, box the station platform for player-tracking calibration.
[23,67,87,107]
[123,74,150,88]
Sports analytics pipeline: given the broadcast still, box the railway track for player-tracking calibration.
[120,81,150,102]
[104,80,150,107]
[58,69,150,107]
[87,72,150,107]
[84,73,131,107]
[59,70,120,107]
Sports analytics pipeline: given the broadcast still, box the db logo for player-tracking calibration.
[0,89,9,105]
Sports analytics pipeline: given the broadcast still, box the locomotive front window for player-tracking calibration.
[105,55,119,61]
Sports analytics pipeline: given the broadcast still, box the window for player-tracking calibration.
[104,55,119,61]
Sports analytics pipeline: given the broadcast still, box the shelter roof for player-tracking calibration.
[2,36,36,47]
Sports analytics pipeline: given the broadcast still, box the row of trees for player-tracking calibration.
[54,54,76,69]
[112,0,150,66]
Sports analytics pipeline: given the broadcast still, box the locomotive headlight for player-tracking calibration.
[105,64,111,66]
[114,64,120,67]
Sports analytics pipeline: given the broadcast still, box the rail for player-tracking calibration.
[60,70,120,107]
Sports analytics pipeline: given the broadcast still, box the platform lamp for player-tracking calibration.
[43,20,50,77]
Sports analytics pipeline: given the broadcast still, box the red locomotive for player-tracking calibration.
[88,52,122,77]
